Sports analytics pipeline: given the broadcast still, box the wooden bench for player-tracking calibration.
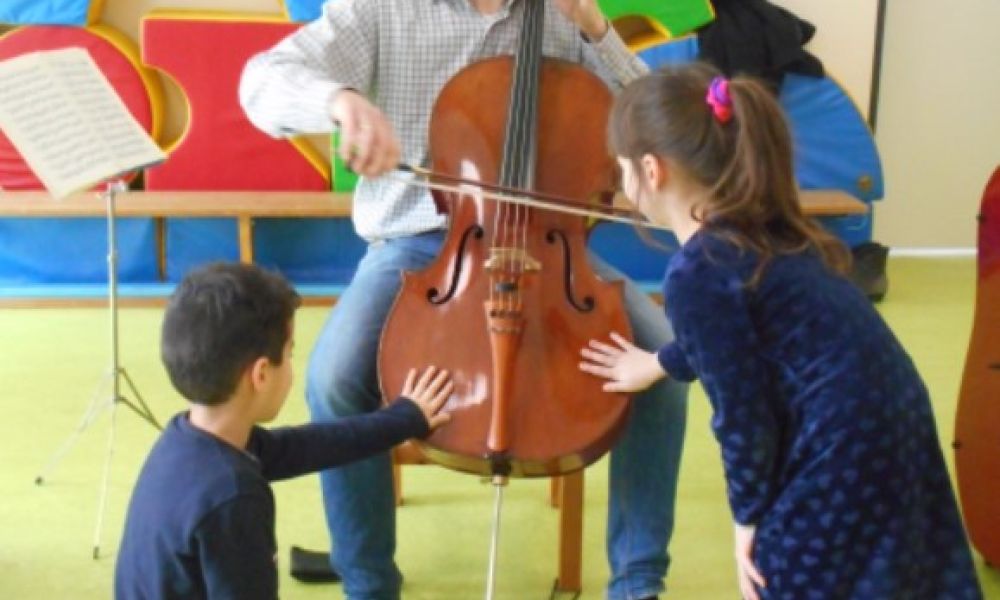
[0,187,867,266]
[0,190,353,267]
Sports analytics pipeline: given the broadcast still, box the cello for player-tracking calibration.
[377,0,633,594]
[954,165,1000,567]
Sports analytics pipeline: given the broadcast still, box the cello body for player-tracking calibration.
[955,165,1000,566]
[378,10,632,478]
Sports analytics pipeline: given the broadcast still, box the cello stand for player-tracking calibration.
[485,474,507,600]
[34,179,162,559]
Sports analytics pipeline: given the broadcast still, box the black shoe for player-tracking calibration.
[289,546,341,583]
[848,241,889,302]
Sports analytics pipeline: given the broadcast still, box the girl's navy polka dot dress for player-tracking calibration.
[657,229,982,599]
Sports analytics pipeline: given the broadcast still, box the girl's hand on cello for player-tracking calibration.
[579,332,666,393]
[400,366,453,431]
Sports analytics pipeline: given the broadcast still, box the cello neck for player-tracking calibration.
[499,0,545,190]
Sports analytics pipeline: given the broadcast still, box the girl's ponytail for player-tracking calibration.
[717,75,851,285]
[609,63,851,286]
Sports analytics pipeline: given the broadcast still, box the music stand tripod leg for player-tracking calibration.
[34,180,162,560]
[119,367,161,430]
[34,372,115,485]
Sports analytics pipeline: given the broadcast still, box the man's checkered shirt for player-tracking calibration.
[240,0,647,241]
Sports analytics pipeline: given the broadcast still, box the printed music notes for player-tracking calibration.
[0,47,164,198]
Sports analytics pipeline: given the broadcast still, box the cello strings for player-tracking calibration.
[518,0,543,311]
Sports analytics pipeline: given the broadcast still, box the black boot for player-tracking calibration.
[848,241,889,302]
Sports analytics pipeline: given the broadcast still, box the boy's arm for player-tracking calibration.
[239,0,377,137]
[248,398,429,482]
[196,495,278,599]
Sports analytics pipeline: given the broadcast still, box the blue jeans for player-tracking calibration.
[305,231,688,600]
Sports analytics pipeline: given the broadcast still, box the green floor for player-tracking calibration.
[1,257,997,599]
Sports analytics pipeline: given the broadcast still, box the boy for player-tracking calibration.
[114,262,451,599]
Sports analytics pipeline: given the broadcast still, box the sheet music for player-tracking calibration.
[0,47,164,198]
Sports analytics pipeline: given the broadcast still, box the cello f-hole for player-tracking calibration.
[428,224,485,305]
[546,229,595,313]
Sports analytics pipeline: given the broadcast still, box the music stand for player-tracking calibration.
[34,178,162,559]
[0,47,168,559]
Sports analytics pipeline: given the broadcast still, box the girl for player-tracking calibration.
[579,63,982,599]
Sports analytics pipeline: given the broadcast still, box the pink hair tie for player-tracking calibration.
[705,76,733,124]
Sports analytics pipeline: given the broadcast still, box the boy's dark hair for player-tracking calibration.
[161,262,301,406]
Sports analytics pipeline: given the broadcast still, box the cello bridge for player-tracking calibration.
[484,247,541,273]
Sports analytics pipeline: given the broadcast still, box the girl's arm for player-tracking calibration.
[579,331,669,393]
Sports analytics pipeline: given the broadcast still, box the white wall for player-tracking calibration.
[773,0,879,119]
[872,0,1000,249]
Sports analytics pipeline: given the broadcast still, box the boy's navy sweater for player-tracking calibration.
[114,399,428,599]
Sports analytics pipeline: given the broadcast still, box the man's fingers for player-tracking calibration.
[352,124,377,167]
[335,102,365,163]
[374,134,400,175]
[337,107,382,176]
[338,118,359,164]
[351,126,381,176]
[331,92,400,177]
[384,140,401,173]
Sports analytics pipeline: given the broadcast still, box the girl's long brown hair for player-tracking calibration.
[609,62,850,286]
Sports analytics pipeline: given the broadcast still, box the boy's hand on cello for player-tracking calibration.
[579,332,666,393]
[400,366,453,431]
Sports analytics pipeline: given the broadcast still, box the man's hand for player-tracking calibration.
[553,0,609,41]
[329,89,401,178]
[400,366,453,431]
[579,332,666,393]
[734,522,766,600]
